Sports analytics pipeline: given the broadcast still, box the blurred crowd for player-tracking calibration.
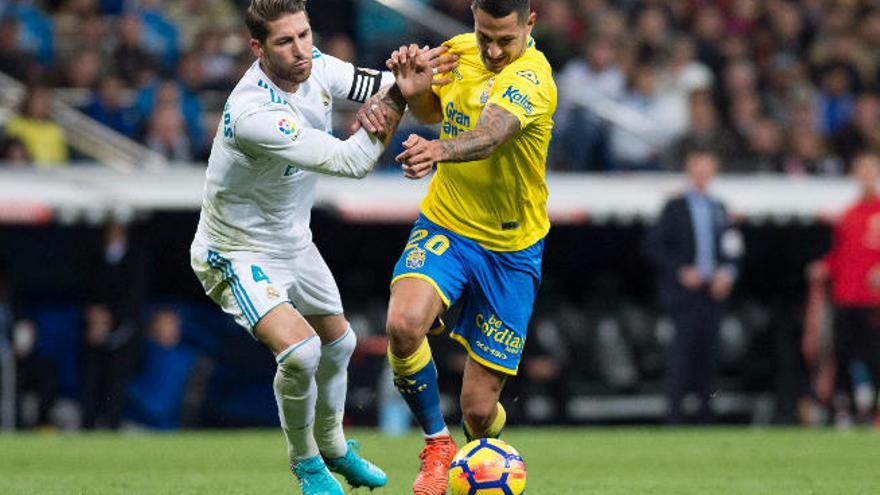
[0,0,877,172]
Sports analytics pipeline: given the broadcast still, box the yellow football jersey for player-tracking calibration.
[419,33,557,252]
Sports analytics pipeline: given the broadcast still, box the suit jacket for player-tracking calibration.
[644,193,742,309]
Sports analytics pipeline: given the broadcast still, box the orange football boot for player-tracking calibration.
[412,435,457,495]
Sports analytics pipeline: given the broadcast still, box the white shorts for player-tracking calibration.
[190,238,343,332]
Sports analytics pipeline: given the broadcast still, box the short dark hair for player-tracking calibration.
[246,0,306,43]
[684,145,719,162]
[471,0,530,21]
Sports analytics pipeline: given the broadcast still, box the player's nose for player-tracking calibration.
[487,44,503,60]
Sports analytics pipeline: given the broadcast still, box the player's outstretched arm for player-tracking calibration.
[394,104,520,179]
[234,88,406,179]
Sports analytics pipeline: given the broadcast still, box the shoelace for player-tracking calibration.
[419,439,454,467]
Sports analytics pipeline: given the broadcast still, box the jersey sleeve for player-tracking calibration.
[485,62,552,128]
[317,49,393,103]
[233,108,384,178]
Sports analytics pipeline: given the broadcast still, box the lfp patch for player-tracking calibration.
[277,118,299,138]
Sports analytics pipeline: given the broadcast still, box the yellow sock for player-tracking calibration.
[464,402,506,440]
[387,338,431,376]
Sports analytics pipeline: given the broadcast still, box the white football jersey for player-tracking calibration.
[195,49,394,256]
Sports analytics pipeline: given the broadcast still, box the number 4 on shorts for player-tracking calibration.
[252,265,270,283]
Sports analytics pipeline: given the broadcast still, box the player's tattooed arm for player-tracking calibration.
[394,104,521,179]
[354,83,407,142]
[380,84,407,118]
[438,104,521,162]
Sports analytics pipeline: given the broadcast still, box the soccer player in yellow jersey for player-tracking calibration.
[378,0,556,493]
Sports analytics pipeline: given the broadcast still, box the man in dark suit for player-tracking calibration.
[645,148,743,424]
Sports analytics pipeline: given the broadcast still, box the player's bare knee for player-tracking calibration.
[276,335,321,377]
[385,309,427,351]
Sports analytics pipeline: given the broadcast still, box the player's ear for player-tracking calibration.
[525,12,536,30]
[249,38,263,59]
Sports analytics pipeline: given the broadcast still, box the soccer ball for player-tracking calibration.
[448,438,527,495]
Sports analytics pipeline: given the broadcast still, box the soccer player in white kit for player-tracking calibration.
[189,1,454,493]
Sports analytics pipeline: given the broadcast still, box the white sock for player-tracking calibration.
[314,327,356,458]
[274,336,321,465]
[425,427,451,439]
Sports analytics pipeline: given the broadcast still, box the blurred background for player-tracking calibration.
[1,0,879,434]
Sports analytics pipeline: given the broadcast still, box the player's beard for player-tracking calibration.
[265,52,312,87]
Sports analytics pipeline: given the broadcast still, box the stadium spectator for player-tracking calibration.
[657,34,713,105]
[0,137,31,167]
[164,0,237,52]
[79,222,150,430]
[111,13,161,86]
[690,5,725,75]
[194,29,241,90]
[55,49,102,89]
[2,0,55,66]
[80,74,139,139]
[529,0,576,70]
[354,0,431,68]
[732,117,783,174]
[554,36,625,171]
[131,0,181,69]
[631,4,670,66]
[780,127,843,176]
[3,85,69,166]
[0,17,41,82]
[815,62,858,138]
[143,103,192,161]
[644,148,743,424]
[806,152,880,427]
[125,307,199,429]
[608,65,680,171]
[54,9,110,63]
[831,92,880,168]
[664,90,737,171]
[135,65,206,156]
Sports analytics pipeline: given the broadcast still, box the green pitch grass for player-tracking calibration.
[1,427,877,494]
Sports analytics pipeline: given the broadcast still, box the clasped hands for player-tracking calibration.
[353,44,459,179]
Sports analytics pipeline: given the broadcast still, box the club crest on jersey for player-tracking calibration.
[266,286,281,299]
[405,247,426,269]
[501,85,533,115]
[516,70,540,85]
[276,118,301,140]
[480,77,495,105]
[320,90,331,108]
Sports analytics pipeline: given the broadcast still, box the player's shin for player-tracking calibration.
[314,327,356,458]
[388,338,448,437]
[274,336,322,465]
